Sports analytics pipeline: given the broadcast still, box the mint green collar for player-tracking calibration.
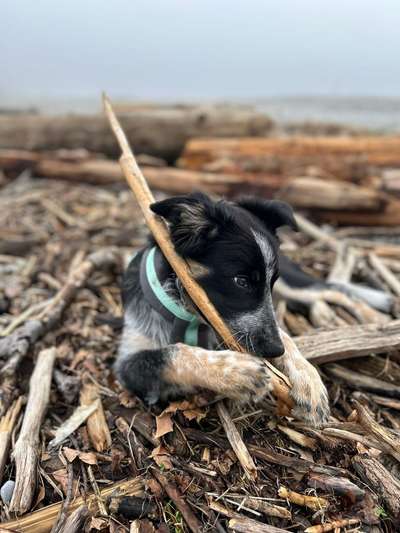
[144,247,201,346]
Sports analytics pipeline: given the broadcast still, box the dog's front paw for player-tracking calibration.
[223,355,273,404]
[288,360,330,427]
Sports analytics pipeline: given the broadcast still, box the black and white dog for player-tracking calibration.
[115,192,394,426]
[114,192,338,426]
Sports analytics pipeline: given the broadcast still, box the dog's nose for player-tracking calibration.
[265,339,285,358]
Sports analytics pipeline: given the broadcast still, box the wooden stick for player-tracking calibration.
[102,93,293,410]
[304,519,360,533]
[278,486,328,511]
[2,476,144,533]
[228,517,288,533]
[369,252,400,296]
[216,401,257,480]
[325,364,400,398]
[0,396,23,484]
[9,348,56,515]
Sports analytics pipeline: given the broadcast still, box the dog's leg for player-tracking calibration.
[116,342,273,405]
[274,330,330,426]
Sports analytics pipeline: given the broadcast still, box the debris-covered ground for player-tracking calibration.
[1,148,400,532]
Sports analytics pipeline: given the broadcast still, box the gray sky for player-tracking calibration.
[2,0,400,105]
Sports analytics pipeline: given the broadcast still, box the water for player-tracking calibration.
[2,95,400,133]
[255,96,400,133]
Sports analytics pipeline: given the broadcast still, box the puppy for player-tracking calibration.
[115,193,330,426]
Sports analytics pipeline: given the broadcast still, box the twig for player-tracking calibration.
[216,401,257,480]
[325,364,400,398]
[9,347,57,515]
[294,213,339,251]
[304,518,360,533]
[228,517,288,533]
[369,252,400,296]
[278,486,328,511]
[87,465,108,516]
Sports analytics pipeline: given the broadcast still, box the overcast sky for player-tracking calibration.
[2,0,400,105]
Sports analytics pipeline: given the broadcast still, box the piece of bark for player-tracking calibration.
[352,454,400,518]
[294,320,400,364]
[9,347,57,515]
[353,400,400,462]
[61,505,90,533]
[278,486,328,511]
[217,401,257,480]
[308,473,365,503]
[80,382,112,452]
[325,364,400,398]
[108,496,155,519]
[228,517,288,533]
[152,469,202,533]
[2,476,144,533]
[0,396,23,484]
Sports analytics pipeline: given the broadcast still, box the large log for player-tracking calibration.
[178,136,400,182]
[5,150,400,225]
[0,150,284,196]
[0,106,274,162]
[278,177,386,211]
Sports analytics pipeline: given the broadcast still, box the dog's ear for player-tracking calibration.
[237,197,298,234]
[151,193,227,257]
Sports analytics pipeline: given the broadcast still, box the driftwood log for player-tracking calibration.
[4,148,400,225]
[178,136,400,181]
[0,106,273,162]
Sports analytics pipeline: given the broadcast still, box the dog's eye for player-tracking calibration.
[233,275,250,289]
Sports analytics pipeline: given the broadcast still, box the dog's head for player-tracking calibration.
[151,192,297,358]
